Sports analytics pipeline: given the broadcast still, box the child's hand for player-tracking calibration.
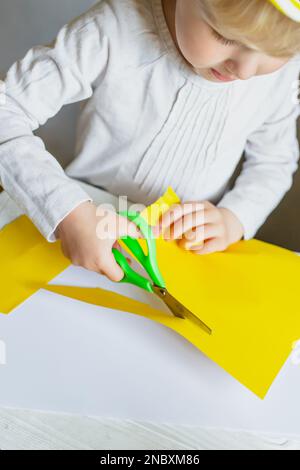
[55,201,141,282]
[152,201,244,254]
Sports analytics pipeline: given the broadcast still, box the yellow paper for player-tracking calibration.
[0,216,70,313]
[1,190,300,398]
[137,190,300,398]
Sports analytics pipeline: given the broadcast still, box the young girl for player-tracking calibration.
[0,0,300,282]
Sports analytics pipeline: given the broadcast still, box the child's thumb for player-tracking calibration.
[103,250,125,282]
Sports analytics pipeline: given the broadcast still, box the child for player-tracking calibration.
[0,0,300,282]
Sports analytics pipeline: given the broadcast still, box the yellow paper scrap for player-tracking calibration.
[140,186,180,226]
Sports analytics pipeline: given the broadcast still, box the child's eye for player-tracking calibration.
[211,28,235,46]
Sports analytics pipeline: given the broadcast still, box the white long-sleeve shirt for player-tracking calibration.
[0,0,299,242]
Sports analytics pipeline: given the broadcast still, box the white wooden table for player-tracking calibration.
[0,182,299,450]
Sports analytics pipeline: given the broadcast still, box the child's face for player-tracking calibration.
[167,0,290,82]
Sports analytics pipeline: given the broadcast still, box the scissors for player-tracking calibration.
[112,210,212,335]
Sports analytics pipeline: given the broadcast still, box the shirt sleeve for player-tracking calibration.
[0,3,109,242]
[217,65,300,240]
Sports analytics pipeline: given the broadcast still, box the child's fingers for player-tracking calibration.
[165,206,220,241]
[193,238,225,255]
[155,201,204,236]
[166,210,205,240]
[112,241,132,264]
[177,225,204,249]
[179,224,221,249]
[96,211,142,241]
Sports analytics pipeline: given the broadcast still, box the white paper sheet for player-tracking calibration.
[0,264,300,437]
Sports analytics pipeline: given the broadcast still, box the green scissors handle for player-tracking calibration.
[112,211,166,293]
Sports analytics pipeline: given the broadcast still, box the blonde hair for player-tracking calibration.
[199,0,300,58]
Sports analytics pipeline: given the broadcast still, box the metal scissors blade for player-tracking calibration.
[152,285,212,335]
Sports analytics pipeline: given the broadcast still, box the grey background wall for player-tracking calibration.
[0,0,299,250]
[0,0,96,169]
